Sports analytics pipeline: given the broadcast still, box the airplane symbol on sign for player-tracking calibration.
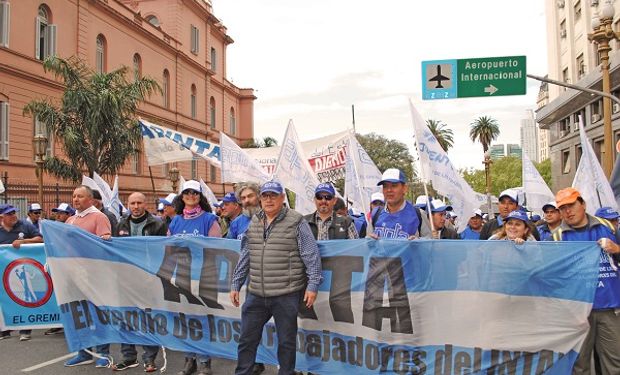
[429,65,450,88]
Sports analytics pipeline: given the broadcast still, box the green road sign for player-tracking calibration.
[422,55,526,100]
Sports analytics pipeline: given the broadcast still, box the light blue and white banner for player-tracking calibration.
[140,118,221,167]
[41,220,599,374]
[0,244,61,330]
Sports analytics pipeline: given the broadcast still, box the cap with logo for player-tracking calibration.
[555,187,582,208]
[505,210,529,223]
[315,183,336,196]
[222,192,239,203]
[260,181,284,195]
[595,206,620,220]
[377,168,406,186]
[0,205,18,215]
[159,193,177,206]
[52,203,74,215]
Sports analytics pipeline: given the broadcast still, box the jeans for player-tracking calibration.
[235,291,302,375]
[120,343,159,362]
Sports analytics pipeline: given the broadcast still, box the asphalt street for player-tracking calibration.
[0,330,279,374]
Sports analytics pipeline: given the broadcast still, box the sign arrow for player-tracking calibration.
[484,84,498,95]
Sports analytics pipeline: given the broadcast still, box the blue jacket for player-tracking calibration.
[459,226,481,240]
[227,214,252,240]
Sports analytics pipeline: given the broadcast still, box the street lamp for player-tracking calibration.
[483,151,494,219]
[588,0,620,177]
[32,133,48,209]
[168,166,179,192]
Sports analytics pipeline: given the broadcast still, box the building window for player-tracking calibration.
[133,53,142,80]
[0,1,9,48]
[575,145,582,166]
[0,101,8,160]
[560,20,567,38]
[145,15,159,27]
[574,0,581,22]
[210,165,217,183]
[562,149,571,174]
[162,163,169,177]
[190,25,199,54]
[576,53,585,79]
[163,69,170,109]
[592,100,602,122]
[96,34,106,73]
[562,67,569,91]
[229,107,236,136]
[131,153,141,175]
[36,5,56,60]
[190,84,197,119]
[34,116,53,158]
[594,138,605,163]
[210,47,216,71]
[209,97,216,129]
[191,158,197,179]
[560,117,571,137]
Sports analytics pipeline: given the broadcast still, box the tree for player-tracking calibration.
[469,116,500,153]
[23,56,160,181]
[356,133,415,180]
[426,119,454,152]
[243,136,278,148]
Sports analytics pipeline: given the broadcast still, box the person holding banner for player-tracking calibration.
[488,210,536,244]
[230,181,322,375]
[550,188,620,375]
[221,192,242,238]
[595,207,620,230]
[64,185,112,367]
[370,169,431,239]
[479,189,541,241]
[537,202,561,241]
[459,209,483,240]
[168,180,220,375]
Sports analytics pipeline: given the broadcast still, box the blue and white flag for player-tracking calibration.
[522,152,554,213]
[220,132,270,184]
[42,220,599,374]
[199,178,219,208]
[0,244,61,330]
[274,120,320,215]
[140,118,221,167]
[573,116,617,214]
[344,132,382,215]
[410,100,486,220]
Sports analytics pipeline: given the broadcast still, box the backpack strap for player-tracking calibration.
[594,216,616,234]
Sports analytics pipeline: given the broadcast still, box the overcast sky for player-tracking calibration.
[215,0,548,170]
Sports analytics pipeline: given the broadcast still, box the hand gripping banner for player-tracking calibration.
[40,221,600,374]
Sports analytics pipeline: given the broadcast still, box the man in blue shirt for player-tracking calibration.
[228,182,260,240]
[371,168,431,239]
[230,181,322,375]
[0,205,43,341]
[537,201,561,241]
[551,188,620,375]
[459,209,483,240]
[25,203,43,230]
[595,206,620,230]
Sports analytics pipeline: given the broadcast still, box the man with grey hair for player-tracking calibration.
[227,182,261,240]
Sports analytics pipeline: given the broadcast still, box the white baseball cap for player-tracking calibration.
[181,180,201,194]
[370,192,384,203]
[499,189,519,204]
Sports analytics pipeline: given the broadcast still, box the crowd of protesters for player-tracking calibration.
[0,167,619,375]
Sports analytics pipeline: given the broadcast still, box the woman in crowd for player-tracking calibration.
[489,210,536,244]
[168,180,220,375]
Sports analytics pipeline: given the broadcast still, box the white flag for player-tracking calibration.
[108,175,125,219]
[199,179,219,208]
[178,175,186,195]
[344,132,382,215]
[572,116,617,214]
[140,119,221,167]
[274,120,320,215]
[220,133,270,184]
[522,153,554,213]
[409,100,486,220]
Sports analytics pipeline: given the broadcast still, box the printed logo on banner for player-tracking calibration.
[3,258,53,308]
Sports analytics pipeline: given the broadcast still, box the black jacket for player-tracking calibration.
[117,211,168,237]
[439,226,460,239]
[303,212,354,240]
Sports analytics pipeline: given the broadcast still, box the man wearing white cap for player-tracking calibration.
[26,203,43,230]
[459,209,484,240]
[371,168,431,239]
[51,203,75,223]
[538,202,561,241]
[425,199,459,239]
[159,193,177,225]
[479,188,541,240]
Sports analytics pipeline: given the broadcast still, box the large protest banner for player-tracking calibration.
[0,244,61,330]
[41,220,599,374]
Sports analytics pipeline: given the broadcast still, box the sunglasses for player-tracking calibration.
[31,211,42,215]
[315,195,334,201]
[183,190,200,196]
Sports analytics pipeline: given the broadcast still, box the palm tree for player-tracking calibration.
[243,136,278,148]
[426,119,454,152]
[469,116,500,152]
[23,56,161,181]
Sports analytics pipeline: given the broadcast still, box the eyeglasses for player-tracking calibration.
[315,195,333,201]
[261,193,279,200]
[183,190,200,196]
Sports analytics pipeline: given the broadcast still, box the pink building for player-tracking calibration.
[0,0,254,210]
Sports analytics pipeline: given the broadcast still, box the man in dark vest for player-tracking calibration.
[230,181,322,375]
[304,183,358,240]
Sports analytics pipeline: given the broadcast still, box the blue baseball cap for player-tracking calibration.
[0,205,18,215]
[222,192,238,203]
[260,181,283,195]
[542,201,558,212]
[505,210,529,223]
[377,168,407,186]
[595,206,620,220]
[429,199,453,213]
[52,203,74,215]
[531,214,541,222]
[315,183,335,196]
